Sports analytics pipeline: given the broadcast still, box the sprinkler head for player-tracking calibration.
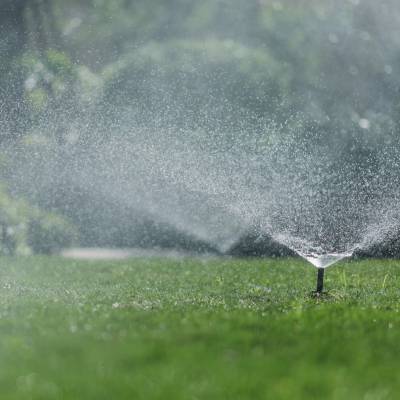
[310,268,325,298]
[316,267,324,294]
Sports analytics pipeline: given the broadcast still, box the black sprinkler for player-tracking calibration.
[316,267,325,295]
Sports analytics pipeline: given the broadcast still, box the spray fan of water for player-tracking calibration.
[4,41,400,292]
[3,0,400,298]
[11,112,400,284]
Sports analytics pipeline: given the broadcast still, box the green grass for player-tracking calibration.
[0,256,400,399]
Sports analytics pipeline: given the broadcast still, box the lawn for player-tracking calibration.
[0,256,399,399]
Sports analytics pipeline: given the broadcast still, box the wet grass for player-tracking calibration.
[0,256,400,399]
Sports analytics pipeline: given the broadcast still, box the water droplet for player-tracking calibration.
[358,118,370,129]
[384,65,393,74]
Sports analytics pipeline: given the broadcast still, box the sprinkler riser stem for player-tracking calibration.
[316,268,324,293]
